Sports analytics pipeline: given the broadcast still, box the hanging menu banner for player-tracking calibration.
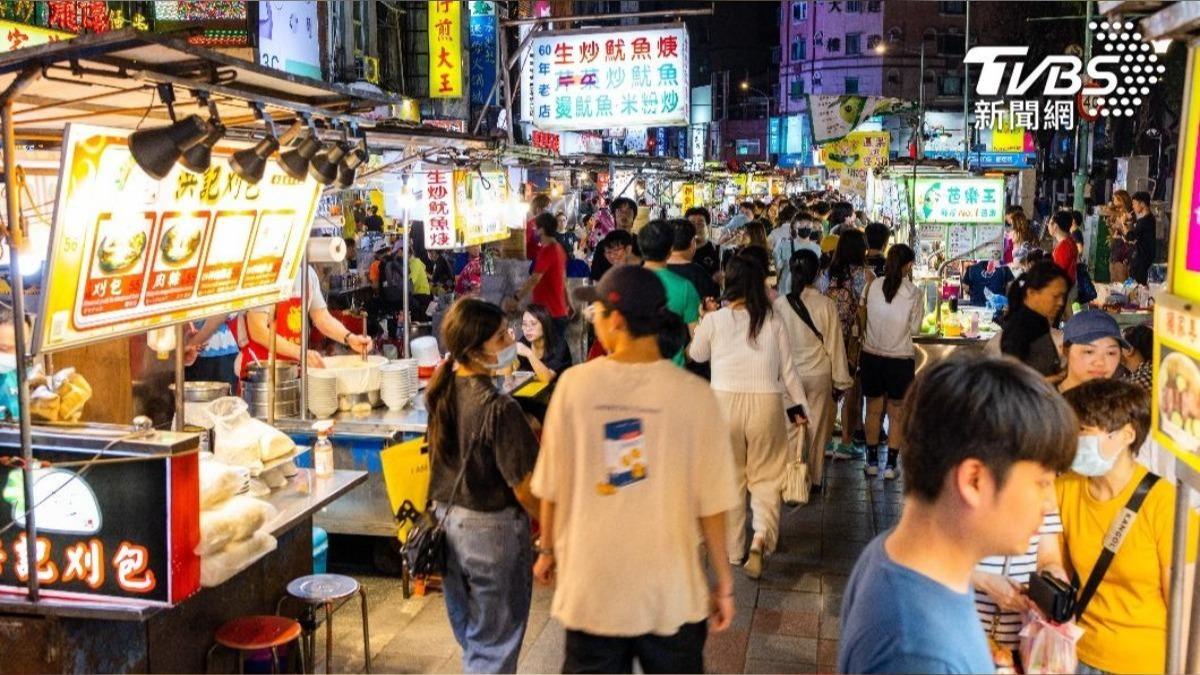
[527,23,690,132]
[428,0,464,99]
[34,124,321,354]
[468,1,498,105]
[913,176,1005,225]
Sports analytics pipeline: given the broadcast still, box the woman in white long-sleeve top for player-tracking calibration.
[774,249,854,491]
[859,244,924,480]
[689,251,808,581]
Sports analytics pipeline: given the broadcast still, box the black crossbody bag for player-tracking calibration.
[786,292,824,342]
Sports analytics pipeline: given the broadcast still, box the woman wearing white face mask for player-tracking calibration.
[1048,379,1199,675]
[425,298,542,673]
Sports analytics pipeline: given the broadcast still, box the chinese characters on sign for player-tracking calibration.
[424,168,457,249]
[527,24,690,131]
[0,18,68,53]
[35,124,321,354]
[468,1,497,106]
[913,177,1005,225]
[821,131,889,170]
[1152,299,1200,473]
[973,99,1076,132]
[428,1,463,99]
[418,166,514,250]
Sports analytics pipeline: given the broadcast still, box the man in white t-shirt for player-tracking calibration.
[532,265,739,673]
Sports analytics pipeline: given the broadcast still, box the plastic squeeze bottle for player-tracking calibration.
[313,421,335,478]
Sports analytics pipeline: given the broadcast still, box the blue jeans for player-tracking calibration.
[435,504,533,673]
[1077,662,1107,675]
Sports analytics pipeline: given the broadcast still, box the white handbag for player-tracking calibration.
[781,426,810,506]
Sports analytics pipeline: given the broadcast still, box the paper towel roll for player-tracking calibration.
[308,237,347,263]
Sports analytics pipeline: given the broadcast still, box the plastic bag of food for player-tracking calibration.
[196,495,278,555]
[199,457,249,509]
[207,397,262,470]
[253,421,296,462]
[1019,615,1083,674]
[56,370,93,421]
[29,385,59,422]
[200,531,278,587]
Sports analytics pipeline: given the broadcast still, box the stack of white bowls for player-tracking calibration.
[308,370,339,418]
[381,359,419,410]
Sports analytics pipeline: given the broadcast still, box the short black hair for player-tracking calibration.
[901,354,1077,502]
[1070,210,1084,227]
[739,201,755,213]
[610,197,637,215]
[531,194,552,212]
[1123,323,1153,361]
[684,206,711,225]
[864,222,891,250]
[637,219,675,263]
[600,229,635,251]
[1064,378,1150,454]
[1132,191,1152,207]
[535,211,558,237]
[1051,211,1074,235]
[671,219,697,252]
[830,201,855,226]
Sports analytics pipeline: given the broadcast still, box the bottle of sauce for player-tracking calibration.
[313,421,334,478]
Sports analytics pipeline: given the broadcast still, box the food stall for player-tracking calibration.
[0,30,452,671]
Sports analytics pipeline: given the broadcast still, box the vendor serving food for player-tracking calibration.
[235,265,372,377]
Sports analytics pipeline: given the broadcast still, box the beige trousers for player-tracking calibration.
[714,390,789,563]
[792,370,836,487]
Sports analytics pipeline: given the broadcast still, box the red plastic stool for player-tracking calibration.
[206,615,304,673]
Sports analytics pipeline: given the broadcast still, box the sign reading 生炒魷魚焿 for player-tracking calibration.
[428,0,463,99]
[913,177,1005,225]
[526,24,689,132]
[34,124,322,354]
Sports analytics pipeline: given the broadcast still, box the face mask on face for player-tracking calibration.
[1071,434,1116,477]
[480,343,518,373]
[0,351,15,370]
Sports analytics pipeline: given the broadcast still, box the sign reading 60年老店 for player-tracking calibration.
[526,24,690,132]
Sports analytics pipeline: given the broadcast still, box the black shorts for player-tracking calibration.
[859,352,916,401]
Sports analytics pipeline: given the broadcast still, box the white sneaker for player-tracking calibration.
[744,537,765,579]
[866,464,879,477]
[884,467,898,480]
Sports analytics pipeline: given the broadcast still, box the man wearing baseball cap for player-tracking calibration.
[532,265,739,672]
[1057,310,1130,394]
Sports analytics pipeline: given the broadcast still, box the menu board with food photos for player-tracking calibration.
[34,124,322,353]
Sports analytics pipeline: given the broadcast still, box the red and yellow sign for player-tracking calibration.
[0,19,69,53]
[1153,296,1200,473]
[428,1,463,99]
[35,123,322,354]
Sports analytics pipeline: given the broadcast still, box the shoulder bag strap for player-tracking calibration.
[786,292,824,342]
[1073,472,1161,620]
[436,388,503,526]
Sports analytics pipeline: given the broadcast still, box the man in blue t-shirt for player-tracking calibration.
[838,356,1077,674]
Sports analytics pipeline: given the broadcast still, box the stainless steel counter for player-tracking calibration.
[914,334,989,372]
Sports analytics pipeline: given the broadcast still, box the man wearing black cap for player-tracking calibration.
[532,266,738,673]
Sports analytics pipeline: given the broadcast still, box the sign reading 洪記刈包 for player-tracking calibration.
[527,24,689,132]
[34,124,322,354]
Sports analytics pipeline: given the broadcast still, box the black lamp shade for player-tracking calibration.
[335,163,358,189]
[279,135,323,181]
[179,123,226,174]
[230,136,281,185]
[309,143,348,185]
[342,144,368,171]
[129,114,211,180]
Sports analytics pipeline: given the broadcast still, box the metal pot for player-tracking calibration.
[246,399,301,419]
[242,379,301,405]
[244,362,300,384]
[169,381,231,402]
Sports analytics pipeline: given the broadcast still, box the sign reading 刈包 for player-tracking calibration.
[527,24,689,132]
[34,124,322,354]
[913,177,1005,225]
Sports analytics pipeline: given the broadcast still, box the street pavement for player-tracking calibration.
[317,456,903,674]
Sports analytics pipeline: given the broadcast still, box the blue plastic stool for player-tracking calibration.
[312,527,329,575]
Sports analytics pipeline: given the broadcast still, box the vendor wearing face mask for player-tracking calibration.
[236,265,372,378]
[1055,310,1126,394]
[1050,379,1199,675]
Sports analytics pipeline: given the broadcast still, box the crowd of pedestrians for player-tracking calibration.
[403,189,1182,675]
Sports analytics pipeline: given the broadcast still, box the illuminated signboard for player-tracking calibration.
[152,1,250,47]
[0,18,69,53]
[418,165,512,250]
[428,0,463,98]
[526,23,690,132]
[912,177,1005,225]
[34,123,322,354]
[468,1,497,105]
[256,0,321,79]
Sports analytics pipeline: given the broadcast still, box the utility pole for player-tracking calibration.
[1073,0,1094,211]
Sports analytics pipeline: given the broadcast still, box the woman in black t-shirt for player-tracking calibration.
[425,298,541,673]
[999,261,1072,377]
[515,304,572,383]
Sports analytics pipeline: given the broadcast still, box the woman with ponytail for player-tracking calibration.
[859,244,923,480]
[689,252,808,580]
[999,260,1071,377]
[426,297,541,673]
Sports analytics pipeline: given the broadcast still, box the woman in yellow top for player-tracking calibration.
[1048,379,1196,674]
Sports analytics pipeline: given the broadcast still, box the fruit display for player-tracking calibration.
[1160,351,1200,445]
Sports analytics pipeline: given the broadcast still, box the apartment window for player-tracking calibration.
[792,2,807,21]
[939,74,964,96]
[791,38,807,61]
[939,1,967,14]
[846,33,862,55]
[845,76,860,94]
[867,0,882,12]
[937,32,965,56]
[737,139,762,156]
[827,37,841,52]
[887,69,900,84]
[847,0,863,12]
[790,79,805,99]
[867,34,881,51]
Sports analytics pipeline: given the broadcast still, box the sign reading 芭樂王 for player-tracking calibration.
[527,24,689,132]
[913,177,1005,225]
